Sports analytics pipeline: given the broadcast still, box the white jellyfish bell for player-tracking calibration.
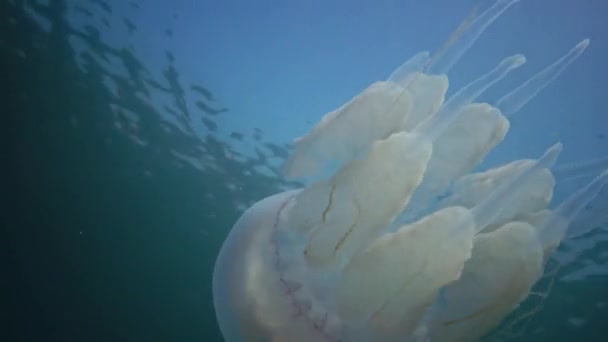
[212,0,608,341]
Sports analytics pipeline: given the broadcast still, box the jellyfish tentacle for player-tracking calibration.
[415,54,525,143]
[281,0,527,180]
[553,155,608,182]
[399,54,526,219]
[387,51,431,86]
[400,102,511,222]
[433,158,555,232]
[539,169,608,243]
[384,52,444,135]
[404,39,590,222]
[427,0,521,75]
[399,73,450,131]
[497,38,590,117]
[470,143,562,232]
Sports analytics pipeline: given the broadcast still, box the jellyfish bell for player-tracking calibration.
[212,1,606,341]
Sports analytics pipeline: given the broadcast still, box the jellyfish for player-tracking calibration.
[212,1,608,341]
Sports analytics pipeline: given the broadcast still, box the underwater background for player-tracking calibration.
[5,0,608,341]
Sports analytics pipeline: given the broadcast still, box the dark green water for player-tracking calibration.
[5,1,607,341]
[5,1,289,340]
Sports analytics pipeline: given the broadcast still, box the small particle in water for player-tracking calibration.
[567,317,586,327]
[79,231,83,235]
[230,132,244,141]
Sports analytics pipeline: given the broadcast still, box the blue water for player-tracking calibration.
[6,0,607,341]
